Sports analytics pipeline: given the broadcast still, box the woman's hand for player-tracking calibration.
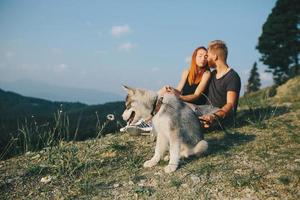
[158,85,171,96]
[158,85,181,97]
[168,87,181,97]
[164,85,172,92]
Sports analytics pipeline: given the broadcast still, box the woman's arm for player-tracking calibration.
[179,71,211,103]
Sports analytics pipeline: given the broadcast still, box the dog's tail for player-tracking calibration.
[192,140,208,156]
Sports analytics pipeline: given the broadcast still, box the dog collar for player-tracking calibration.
[151,96,163,116]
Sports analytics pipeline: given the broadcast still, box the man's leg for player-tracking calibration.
[193,105,221,128]
[194,105,220,116]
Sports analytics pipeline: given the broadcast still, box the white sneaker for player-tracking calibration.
[120,119,152,135]
[120,126,128,132]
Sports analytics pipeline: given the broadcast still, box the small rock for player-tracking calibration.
[295,159,300,163]
[128,181,134,185]
[31,154,41,160]
[154,172,161,176]
[113,183,120,188]
[7,179,13,184]
[234,169,242,174]
[138,182,144,187]
[140,179,146,184]
[25,151,31,156]
[190,174,200,184]
[182,183,188,188]
[40,175,52,184]
[138,179,146,187]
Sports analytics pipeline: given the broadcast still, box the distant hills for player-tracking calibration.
[0,79,123,105]
[0,88,125,158]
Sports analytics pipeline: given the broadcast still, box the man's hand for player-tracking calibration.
[199,114,216,128]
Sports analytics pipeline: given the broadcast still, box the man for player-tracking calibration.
[198,40,241,128]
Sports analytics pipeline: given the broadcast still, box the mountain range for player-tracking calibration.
[0,79,123,105]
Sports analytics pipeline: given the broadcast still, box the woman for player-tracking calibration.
[159,46,211,109]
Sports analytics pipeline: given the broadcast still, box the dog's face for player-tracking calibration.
[122,85,155,125]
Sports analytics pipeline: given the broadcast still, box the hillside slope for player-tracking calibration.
[1,77,300,199]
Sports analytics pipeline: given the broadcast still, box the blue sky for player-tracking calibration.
[0,0,276,98]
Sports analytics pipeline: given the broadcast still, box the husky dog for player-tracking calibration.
[122,85,208,173]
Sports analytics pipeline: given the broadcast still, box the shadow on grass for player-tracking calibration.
[181,132,256,167]
[235,105,289,127]
[206,132,256,156]
[208,105,290,131]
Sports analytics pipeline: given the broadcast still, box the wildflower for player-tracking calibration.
[40,175,52,184]
[106,114,115,121]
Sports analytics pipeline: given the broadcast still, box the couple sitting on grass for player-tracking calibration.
[121,40,241,134]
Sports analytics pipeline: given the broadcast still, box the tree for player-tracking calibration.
[246,62,261,94]
[256,0,300,85]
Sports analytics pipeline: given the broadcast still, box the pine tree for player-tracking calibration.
[256,0,300,85]
[246,62,261,94]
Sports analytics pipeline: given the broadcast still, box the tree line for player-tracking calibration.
[246,0,299,94]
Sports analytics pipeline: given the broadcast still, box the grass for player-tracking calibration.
[0,107,118,160]
[1,77,300,199]
[169,176,183,188]
[230,170,263,189]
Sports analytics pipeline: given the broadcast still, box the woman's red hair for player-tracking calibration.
[188,46,209,85]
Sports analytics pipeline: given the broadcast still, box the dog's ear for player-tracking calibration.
[122,85,136,95]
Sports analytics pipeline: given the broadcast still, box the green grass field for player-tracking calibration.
[1,77,300,199]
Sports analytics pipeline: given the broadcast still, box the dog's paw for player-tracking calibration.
[143,160,158,168]
[180,150,189,158]
[163,155,170,161]
[164,164,178,173]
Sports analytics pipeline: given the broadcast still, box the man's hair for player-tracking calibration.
[208,40,228,61]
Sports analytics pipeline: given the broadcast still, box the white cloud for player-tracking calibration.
[118,42,136,52]
[111,25,131,37]
[184,56,191,64]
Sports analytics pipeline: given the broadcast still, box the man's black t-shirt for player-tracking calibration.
[205,69,241,111]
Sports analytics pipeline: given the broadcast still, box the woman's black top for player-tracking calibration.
[181,74,207,105]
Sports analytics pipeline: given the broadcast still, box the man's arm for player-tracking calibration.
[200,91,238,128]
[214,91,238,118]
